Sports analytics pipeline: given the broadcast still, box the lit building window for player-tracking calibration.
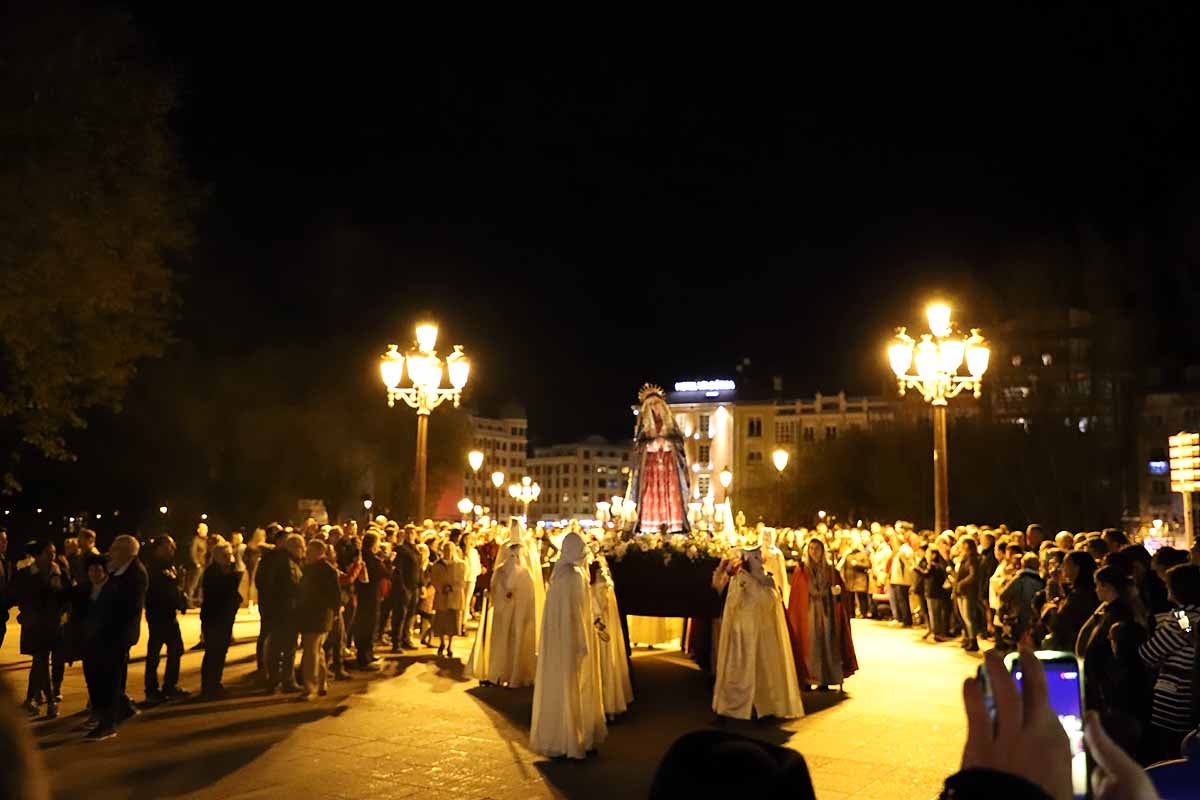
[697,475,711,498]
[698,444,710,464]
[775,421,796,443]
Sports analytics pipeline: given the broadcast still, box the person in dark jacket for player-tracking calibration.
[105,534,149,730]
[1044,550,1099,651]
[953,537,983,651]
[352,532,389,670]
[924,544,953,641]
[1076,566,1142,713]
[0,530,12,651]
[391,528,423,650]
[12,539,68,718]
[296,539,340,699]
[253,525,284,677]
[70,554,113,732]
[143,536,190,703]
[200,540,243,698]
[264,534,304,692]
[977,531,998,640]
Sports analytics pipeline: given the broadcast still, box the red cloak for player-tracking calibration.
[786,563,859,685]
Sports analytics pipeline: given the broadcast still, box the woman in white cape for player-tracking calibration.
[530,532,607,759]
[589,553,633,718]
[466,539,537,687]
[711,545,805,720]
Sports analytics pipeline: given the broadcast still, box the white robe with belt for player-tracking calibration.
[468,544,537,687]
[530,555,606,758]
[590,558,633,717]
[711,566,805,720]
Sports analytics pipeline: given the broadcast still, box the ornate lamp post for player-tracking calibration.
[380,321,471,521]
[888,302,990,534]
[508,476,540,523]
[457,497,474,525]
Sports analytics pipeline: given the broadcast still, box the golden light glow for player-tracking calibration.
[380,345,405,390]
[938,336,966,373]
[926,303,952,338]
[457,498,474,515]
[447,346,470,390]
[159,505,168,515]
[467,450,484,472]
[508,484,520,498]
[772,448,789,473]
[719,466,733,489]
[888,331,915,377]
[415,322,438,353]
[914,334,939,380]
[965,329,990,379]
[491,471,505,488]
[363,499,373,510]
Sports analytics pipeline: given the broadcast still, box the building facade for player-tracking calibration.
[665,380,896,507]
[464,412,528,520]
[527,436,632,522]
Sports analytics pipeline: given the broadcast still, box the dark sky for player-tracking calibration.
[122,7,1200,448]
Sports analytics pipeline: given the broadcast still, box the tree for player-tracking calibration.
[0,3,199,489]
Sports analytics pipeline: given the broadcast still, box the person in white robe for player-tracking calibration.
[711,545,805,721]
[466,540,537,687]
[516,523,547,650]
[589,554,633,718]
[760,527,791,607]
[530,532,607,759]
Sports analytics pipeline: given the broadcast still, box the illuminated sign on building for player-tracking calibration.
[1148,460,1169,476]
[673,380,736,393]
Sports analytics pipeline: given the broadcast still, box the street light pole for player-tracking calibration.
[380,321,472,522]
[888,303,990,534]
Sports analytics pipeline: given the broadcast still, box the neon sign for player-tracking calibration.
[674,380,736,393]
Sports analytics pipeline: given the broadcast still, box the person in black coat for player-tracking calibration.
[924,545,953,641]
[69,554,113,731]
[200,541,243,698]
[352,532,390,670]
[143,536,190,703]
[1075,566,1142,714]
[264,534,304,692]
[12,539,68,718]
[391,528,423,651]
[1043,551,1098,651]
[103,535,149,732]
[296,539,340,699]
[0,530,12,651]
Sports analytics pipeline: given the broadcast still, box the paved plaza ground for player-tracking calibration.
[2,612,980,799]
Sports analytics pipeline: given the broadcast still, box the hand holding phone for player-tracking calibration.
[963,650,1074,800]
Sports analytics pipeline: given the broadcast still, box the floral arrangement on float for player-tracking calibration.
[594,525,737,565]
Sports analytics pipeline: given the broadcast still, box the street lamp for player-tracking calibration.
[719,465,733,504]
[491,470,505,518]
[771,449,789,524]
[380,321,472,521]
[457,497,474,525]
[888,302,990,533]
[508,476,540,522]
[159,505,168,515]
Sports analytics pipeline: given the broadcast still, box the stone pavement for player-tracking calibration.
[3,613,980,799]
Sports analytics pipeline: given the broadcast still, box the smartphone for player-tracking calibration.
[1005,651,1090,800]
[1176,609,1194,635]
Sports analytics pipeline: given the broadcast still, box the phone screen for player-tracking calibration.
[1010,654,1088,800]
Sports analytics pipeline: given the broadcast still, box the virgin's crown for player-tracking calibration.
[637,383,665,404]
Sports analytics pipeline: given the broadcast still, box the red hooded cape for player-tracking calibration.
[785,562,859,685]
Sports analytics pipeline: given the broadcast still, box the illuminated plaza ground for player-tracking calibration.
[3,613,978,799]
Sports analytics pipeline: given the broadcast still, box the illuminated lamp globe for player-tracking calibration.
[888,332,915,377]
[456,498,473,516]
[380,345,405,390]
[491,471,505,489]
[914,335,940,380]
[965,330,991,379]
[531,482,541,500]
[468,450,484,472]
[719,467,733,489]
[447,346,470,390]
[415,322,438,353]
[772,448,789,473]
[938,335,966,373]
[508,484,520,499]
[926,303,952,338]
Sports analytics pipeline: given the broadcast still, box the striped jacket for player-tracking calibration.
[1139,604,1200,732]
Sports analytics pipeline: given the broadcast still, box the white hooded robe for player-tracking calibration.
[711,546,805,720]
[529,533,607,759]
[589,555,633,717]
[466,541,537,687]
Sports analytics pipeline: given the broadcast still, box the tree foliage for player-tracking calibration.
[0,3,198,489]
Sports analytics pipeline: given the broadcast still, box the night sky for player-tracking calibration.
[54,7,1200,476]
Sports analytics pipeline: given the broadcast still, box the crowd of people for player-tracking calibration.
[2,513,1198,780]
[759,519,1200,766]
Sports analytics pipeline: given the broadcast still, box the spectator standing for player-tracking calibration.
[186,522,209,607]
[200,541,243,698]
[143,536,189,703]
[352,532,388,670]
[100,535,148,736]
[264,534,303,692]
[12,540,67,718]
[887,532,914,627]
[1077,566,1141,714]
[69,529,100,586]
[998,552,1045,650]
[953,537,982,651]
[391,527,422,651]
[1139,564,1200,763]
[837,534,872,619]
[924,543,953,641]
[0,530,11,650]
[427,541,466,658]
[296,539,340,700]
[1044,551,1099,651]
